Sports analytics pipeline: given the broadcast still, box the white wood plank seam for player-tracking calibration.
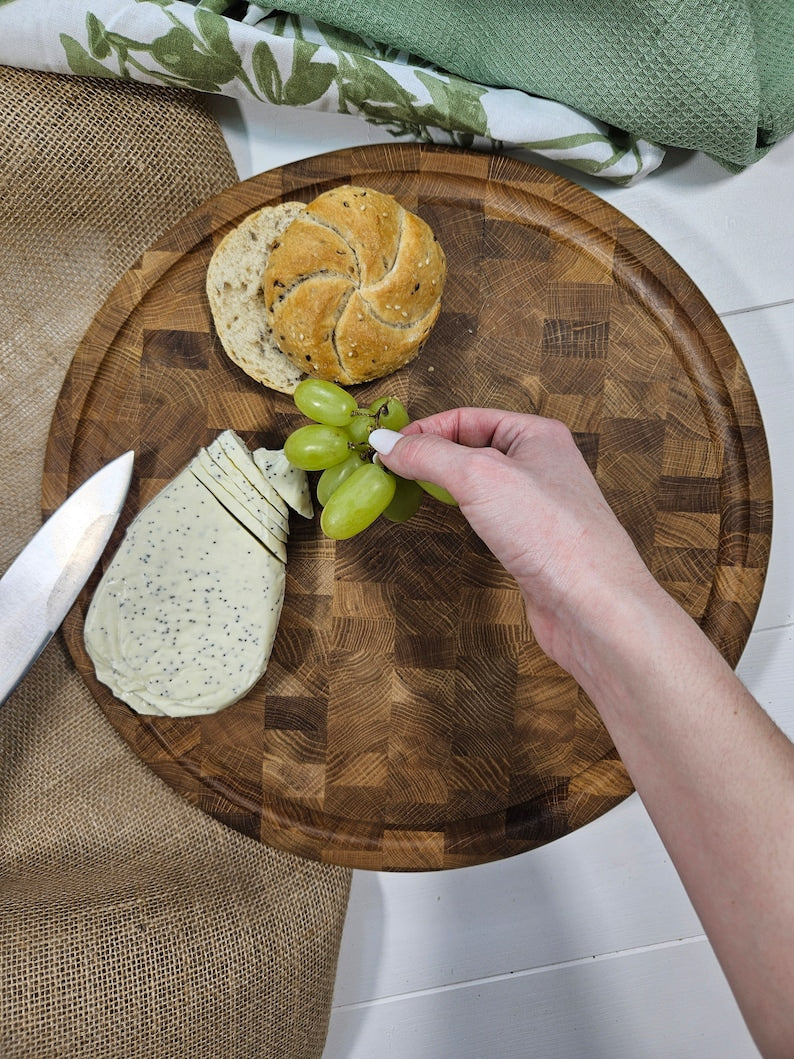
[749,619,794,634]
[331,933,709,1011]
[719,297,794,317]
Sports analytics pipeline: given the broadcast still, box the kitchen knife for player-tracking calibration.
[0,451,134,706]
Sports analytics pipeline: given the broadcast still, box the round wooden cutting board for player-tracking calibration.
[45,144,772,871]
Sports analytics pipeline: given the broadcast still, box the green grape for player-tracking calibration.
[346,410,375,445]
[316,452,365,506]
[369,396,410,431]
[417,479,459,506]
[287,381,454,528]
[320,463,397,539]
[382,475,423,523]
[283,424,351,471]
[293,378,358,426]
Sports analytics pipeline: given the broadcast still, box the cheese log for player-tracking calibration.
[84,469,285,717]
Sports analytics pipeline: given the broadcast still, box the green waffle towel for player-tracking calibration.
[273,0,794,169]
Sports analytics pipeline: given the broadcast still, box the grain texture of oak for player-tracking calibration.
[44,144,772,871]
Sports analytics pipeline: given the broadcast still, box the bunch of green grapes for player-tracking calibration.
[283,378,456,540]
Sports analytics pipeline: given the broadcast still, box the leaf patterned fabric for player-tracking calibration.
[0,0,791,184]
[0,0,662,183]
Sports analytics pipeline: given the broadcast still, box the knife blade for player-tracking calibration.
[0,451,134,706]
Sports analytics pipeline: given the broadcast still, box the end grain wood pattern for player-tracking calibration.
[45,145,772,871]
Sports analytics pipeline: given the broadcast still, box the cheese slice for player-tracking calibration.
[210,432,290,524]
[84,468,286,717]
[253,447,314,519]
[199,451,288,540]
[192,452,288,558]
[200,447,289,540]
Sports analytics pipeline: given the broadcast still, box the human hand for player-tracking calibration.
[377,411,794,1058]
[370,408,659,672]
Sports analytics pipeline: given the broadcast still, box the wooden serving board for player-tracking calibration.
[45,144,772,871]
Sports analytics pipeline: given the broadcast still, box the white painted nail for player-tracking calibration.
[369,428,403,455]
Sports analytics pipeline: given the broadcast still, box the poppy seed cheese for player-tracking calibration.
[84,433,311,717]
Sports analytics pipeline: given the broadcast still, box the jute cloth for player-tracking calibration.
[0,66,352,1059]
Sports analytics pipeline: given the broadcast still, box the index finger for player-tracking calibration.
[400,404,554,459]
[403,407,547,455]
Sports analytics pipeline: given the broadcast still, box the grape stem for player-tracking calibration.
[348,440,376,460]
[347,400,396,462]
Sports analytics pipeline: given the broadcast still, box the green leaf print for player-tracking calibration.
[149,25,233,90]
[336,53,419,120]
[61,8,257,97]
[520,130,640,177]
[251,40,283,103]
[193,7,240,68]
[333,52,486,145]
[414,70,488,137]
[283,46,336,106]
[252,37,336,107]
[60,34,117,78]
[85,12,112,59]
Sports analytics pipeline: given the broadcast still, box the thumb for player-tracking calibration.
[369,427,461,493]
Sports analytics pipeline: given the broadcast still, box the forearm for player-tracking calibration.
[372,411,794,1051]
[563,581,794,1058]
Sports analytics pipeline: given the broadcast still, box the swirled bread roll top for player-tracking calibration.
[263,185,446,385]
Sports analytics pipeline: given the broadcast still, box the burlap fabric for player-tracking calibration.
[0,67,352,1059]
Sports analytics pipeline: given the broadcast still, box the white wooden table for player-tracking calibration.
[210,94,794,1058]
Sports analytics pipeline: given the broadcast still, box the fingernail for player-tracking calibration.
[369,428,403,455]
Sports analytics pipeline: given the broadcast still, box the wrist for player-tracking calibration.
[557,572,737,742]
[527,567,682,700]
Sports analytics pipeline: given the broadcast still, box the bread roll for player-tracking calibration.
[206,201,307,395]
[263,185,446,385]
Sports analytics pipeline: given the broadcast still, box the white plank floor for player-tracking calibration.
[210,95,794,1058]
